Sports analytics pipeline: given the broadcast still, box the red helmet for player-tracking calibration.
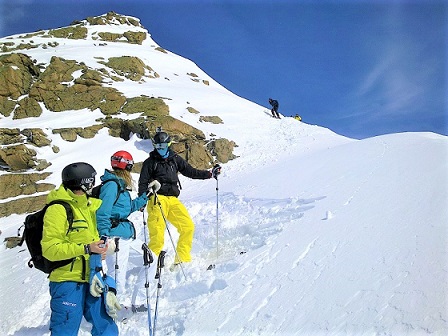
[111,150,134,171]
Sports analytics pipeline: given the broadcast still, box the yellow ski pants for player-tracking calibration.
[146,195,194,263]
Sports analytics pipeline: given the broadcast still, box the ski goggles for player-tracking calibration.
[111,155,134,165]
[154,142,170,150]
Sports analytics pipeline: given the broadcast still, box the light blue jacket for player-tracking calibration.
[96,170,148,239]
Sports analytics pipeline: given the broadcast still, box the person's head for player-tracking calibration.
[62,162,96,194]
[153,131,171,158]
[269,98,272,103]
[111,150,134,171]
[110,151,134,188]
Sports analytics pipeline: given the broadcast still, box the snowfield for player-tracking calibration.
[1,14,447,336]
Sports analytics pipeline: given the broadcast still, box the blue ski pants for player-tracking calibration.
[49,281,118,336]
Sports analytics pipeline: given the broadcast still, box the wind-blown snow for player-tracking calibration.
[1,14,447,336]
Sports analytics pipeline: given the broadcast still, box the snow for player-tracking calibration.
[1,14,447,335]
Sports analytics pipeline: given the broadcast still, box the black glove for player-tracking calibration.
[211,164,221,179]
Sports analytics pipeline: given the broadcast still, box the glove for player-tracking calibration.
[103,275,121,320]
[147,180,161,195]
[211,164,221,179]
[105,290,121,320]
[106,238,116,256]
[90,272,105,297]
[89,253,105,297]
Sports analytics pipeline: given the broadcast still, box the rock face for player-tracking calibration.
[0,12,238,218]
[0,174,51,217]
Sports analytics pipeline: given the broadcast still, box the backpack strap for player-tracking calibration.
[46,200,74,234]
[101,180,123,205]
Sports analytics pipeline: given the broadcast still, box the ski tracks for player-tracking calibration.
[122,192,325,335]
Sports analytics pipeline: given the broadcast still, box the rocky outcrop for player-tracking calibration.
[85,11,142,28]
[122,96,169,116]
[0,12,239,218]
[48,26,88,39]
[0,128,22,145]
[0,174,52,217]
[0,144,50,171]
[29,56,127,115]
[207,138,238,163]
[103,56,159,81]
[200,116,224,124]
[0,172,53,199]
[0,194,48,218]
[0,53,41,117]
[13,97,42,119]
[0,128,51,147]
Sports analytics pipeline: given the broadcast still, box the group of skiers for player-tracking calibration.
[41,129,221,335]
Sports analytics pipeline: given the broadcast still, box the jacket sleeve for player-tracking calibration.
[41,204,85,261]
[138,158,153,196]
[95,182,119,236]
[176,155,211,180]
[131,193,148,212]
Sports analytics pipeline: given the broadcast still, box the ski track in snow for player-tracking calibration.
[111,193,318,335]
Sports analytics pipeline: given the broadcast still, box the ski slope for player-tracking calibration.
[0,13,447,336]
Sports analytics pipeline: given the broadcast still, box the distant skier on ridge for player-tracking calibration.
[268,98,280,119]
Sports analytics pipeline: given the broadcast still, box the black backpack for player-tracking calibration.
[19,200,75,274]
[91,179,123,204]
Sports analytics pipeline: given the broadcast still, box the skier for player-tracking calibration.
[294,114,302,121]
[138,130,221,268]
[41,162,119,335]
[95,150,156,312]
[269,98,280,118]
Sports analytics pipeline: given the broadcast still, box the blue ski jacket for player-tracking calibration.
[96,170,148,239]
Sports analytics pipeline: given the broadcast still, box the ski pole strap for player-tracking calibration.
[155,250,166,279]
[114,237,120,252]
[142,243,154,266]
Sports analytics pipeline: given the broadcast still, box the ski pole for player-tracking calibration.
[207,171,220,271]
[153,250,166,336]
[153,192,187,281]
[141,210,154,336]
[114,237,120,284]
[215,175,219,263]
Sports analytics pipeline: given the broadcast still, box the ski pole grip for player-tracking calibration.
[142,243,153,266]
[114,237,120,252]
[158,250,166,269]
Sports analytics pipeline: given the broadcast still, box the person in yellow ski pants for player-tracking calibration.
[138,129,221,265]
[146,195,194,262]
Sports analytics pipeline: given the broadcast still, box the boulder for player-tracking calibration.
[0,194,47,217]
[13,96,42,119]
[0,128,22,145]
[0,144,37,171]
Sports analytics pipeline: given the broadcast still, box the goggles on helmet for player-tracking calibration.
[111,155,134,170]
[154,142,170,150]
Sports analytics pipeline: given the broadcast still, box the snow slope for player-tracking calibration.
[1,14,447,336]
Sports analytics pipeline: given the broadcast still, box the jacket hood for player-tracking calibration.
[47,184,81,203]
[100,169,126,189]
[46,184,102,211]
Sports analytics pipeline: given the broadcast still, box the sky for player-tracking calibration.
[0,0,446,139]
[0,14,447,334]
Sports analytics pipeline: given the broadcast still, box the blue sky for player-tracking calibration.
[0,0,446,139]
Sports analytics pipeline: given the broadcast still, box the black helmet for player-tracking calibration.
[62,162,96,193]
[153,131,171,144]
